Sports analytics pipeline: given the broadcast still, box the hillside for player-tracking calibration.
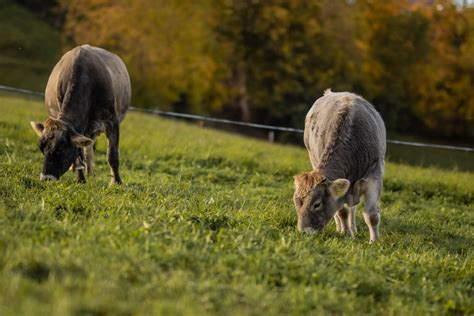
[0,0,61,91]
[0,94,473,315]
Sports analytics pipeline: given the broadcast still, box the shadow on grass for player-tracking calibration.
[13,260,86,283]
[383,217,472,256]
[384,178,473,205]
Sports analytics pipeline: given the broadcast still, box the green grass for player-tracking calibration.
[0,94,473,315]
[0,0,61,91]
[386,140,474,173]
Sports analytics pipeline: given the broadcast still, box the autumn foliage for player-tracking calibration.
[58,0,474,140]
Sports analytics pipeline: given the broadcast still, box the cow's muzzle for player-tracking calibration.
[302,227,318,234]
[40,173,58,181]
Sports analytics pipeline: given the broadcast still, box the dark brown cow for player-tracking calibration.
[30,45,131,184]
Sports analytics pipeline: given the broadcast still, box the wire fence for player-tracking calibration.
[1,84,473,153]
[0,85,45,98]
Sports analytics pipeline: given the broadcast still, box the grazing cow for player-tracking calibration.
[30,44,131,184]
[293,90,386,242]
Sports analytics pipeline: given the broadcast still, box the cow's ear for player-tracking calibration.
[328,179,350,199]
[30,121,44,137]
[293,175,301,188]
[71,135,94,147]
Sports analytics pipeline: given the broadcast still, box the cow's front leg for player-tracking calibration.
[84,143,95,175]
[334,215,342,233]
[336,206,354,238]
[106,121,122,185]
[349,206,357,234]
[363,177,382,243]
[75,148,86,183]
[77,168,86,183]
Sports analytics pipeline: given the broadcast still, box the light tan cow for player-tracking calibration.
[293,90,386,242]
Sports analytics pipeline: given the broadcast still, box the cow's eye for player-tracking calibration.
[313,201,322,210]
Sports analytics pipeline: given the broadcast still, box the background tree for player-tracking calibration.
[355,0,431,132]
[60,0,227,113]
[215,0,356,128]
[413,1,474,138]
[6,0,474,140]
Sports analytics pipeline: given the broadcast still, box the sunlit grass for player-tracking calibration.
[0,94,473,315]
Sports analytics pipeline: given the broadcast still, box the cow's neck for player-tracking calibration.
[319,163,347,182]
[57,81,91,134]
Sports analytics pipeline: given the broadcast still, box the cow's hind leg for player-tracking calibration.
[363,177,382,243]
[106,121,122,185]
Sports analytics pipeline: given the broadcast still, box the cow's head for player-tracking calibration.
[30,118,93,181]
[293,170,350,233]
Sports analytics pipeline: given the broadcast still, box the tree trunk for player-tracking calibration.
[236,61,250,122]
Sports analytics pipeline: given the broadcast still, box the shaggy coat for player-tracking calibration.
[295,90,386,242]
[304,89,386,193]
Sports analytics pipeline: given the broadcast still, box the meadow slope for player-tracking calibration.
[0,94,473,315]
[0,0,61,91]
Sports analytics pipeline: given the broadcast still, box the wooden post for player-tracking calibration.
[268,131,275,143]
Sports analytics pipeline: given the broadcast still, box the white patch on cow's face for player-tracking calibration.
[302,227,317,234]
[40,173,58,181]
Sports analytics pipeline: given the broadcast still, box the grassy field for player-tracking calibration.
[386,140,474,173]
[0,0,61,91]
[0,94,473,315]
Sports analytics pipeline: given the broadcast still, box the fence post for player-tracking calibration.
[2,84,474,152]
[268,131,275,143]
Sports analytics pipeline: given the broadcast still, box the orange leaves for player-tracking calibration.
[59,0,227,113]
[57,0,474,139]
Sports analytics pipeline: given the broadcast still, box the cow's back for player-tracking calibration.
[80,45,131,122]
[45,45,131,122]
[304,90,386,182]
[45,48,80,118]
